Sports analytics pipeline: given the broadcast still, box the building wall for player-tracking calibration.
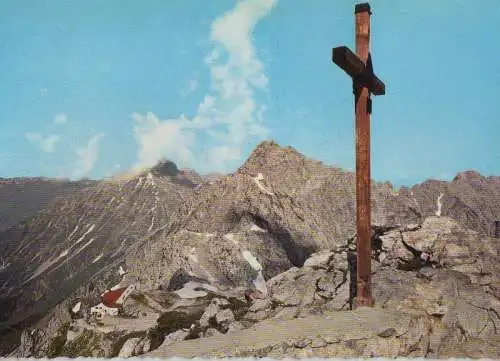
[90,302,119,318]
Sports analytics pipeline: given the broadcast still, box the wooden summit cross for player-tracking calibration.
[331,2,385,307]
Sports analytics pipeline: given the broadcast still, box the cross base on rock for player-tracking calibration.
[353,296,374,308]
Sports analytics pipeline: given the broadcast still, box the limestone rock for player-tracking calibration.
[215,309,235,331]
[205,328,223,337]
[248,298,271,313]
[303,250,334,269]
[118,338,141,358]
[198,298,228,328]
[161,330,189,348]
[226,321,245,333]
[133,336,152,355]
[273,307,299,320]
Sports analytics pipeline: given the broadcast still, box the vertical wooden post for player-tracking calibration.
[354,3,373,308]
[332,2,385,308]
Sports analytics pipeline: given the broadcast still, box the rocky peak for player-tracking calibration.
[238,141,309,176]
[452,170,484,182]
[144,159,202,188]
[150,158,180,177]
[234,140,336,199]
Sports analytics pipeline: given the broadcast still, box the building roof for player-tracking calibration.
[101,287,128,308]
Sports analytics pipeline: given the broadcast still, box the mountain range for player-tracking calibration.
[0,140,499,357]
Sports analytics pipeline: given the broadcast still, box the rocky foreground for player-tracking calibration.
[13,216,500,358]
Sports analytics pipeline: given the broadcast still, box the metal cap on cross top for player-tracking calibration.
[330,2,386,308]
[355,2,372,14]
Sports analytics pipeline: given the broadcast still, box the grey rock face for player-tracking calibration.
[19,330,36,357]
[147,233,500,358]
[133,337,151,355]
[215,309,235,331]
[126,142,499,300]
[204,328,223,337]
[118,338,141,358]
[397,172,500,237]
[199,301,222,329]
[161,329,188,348]
[0,177,94,231]
[166,268,209,291]
[226,321,245,333]
[11,213,500,358]
[125,142,411,295]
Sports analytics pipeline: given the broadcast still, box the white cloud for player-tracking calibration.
[133,112,196,171]
[133,0,277,174]
[54,113,68,124]
[25,132,60,153]
[72,133,104,178]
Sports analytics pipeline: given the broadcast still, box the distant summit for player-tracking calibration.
[0,177,94,231]
[150,158,180,177]
[239,140,309,175]
[453,170,484,182]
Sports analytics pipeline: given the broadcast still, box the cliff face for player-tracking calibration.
[397,170,500,237]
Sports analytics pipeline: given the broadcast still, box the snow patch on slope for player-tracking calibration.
[224,232,268,295]
[435,193,444,217]
[188,247,199,264]
[242,250,262,272]
[174,281,218,299]
[74,224,95,246]
[71,301,81,314]
[253,271,268,296]
[249,223,267,233]
[26,250,70,283]
[71,302,82,313]
[92,253,104,264]
[224,233,239,246]
[252,173,274,196]
[75,238,94,256]
[118,266,127,276]
[68,225,79,239]
[148,216,155,233]
[0,259,10,272]
[241,249,267,295]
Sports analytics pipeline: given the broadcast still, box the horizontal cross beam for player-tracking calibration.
[332,46,385,96]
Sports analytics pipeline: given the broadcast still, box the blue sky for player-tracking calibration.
[0,0,499,186]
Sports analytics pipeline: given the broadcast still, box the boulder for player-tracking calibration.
[226,321,245,333]
[198,298,228,328]
[303,250,334,269]
[133,336,152,355]
[161,330,189,348]
[118,338,141,358]
[215,309,235,331]
[205,328,223,337]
